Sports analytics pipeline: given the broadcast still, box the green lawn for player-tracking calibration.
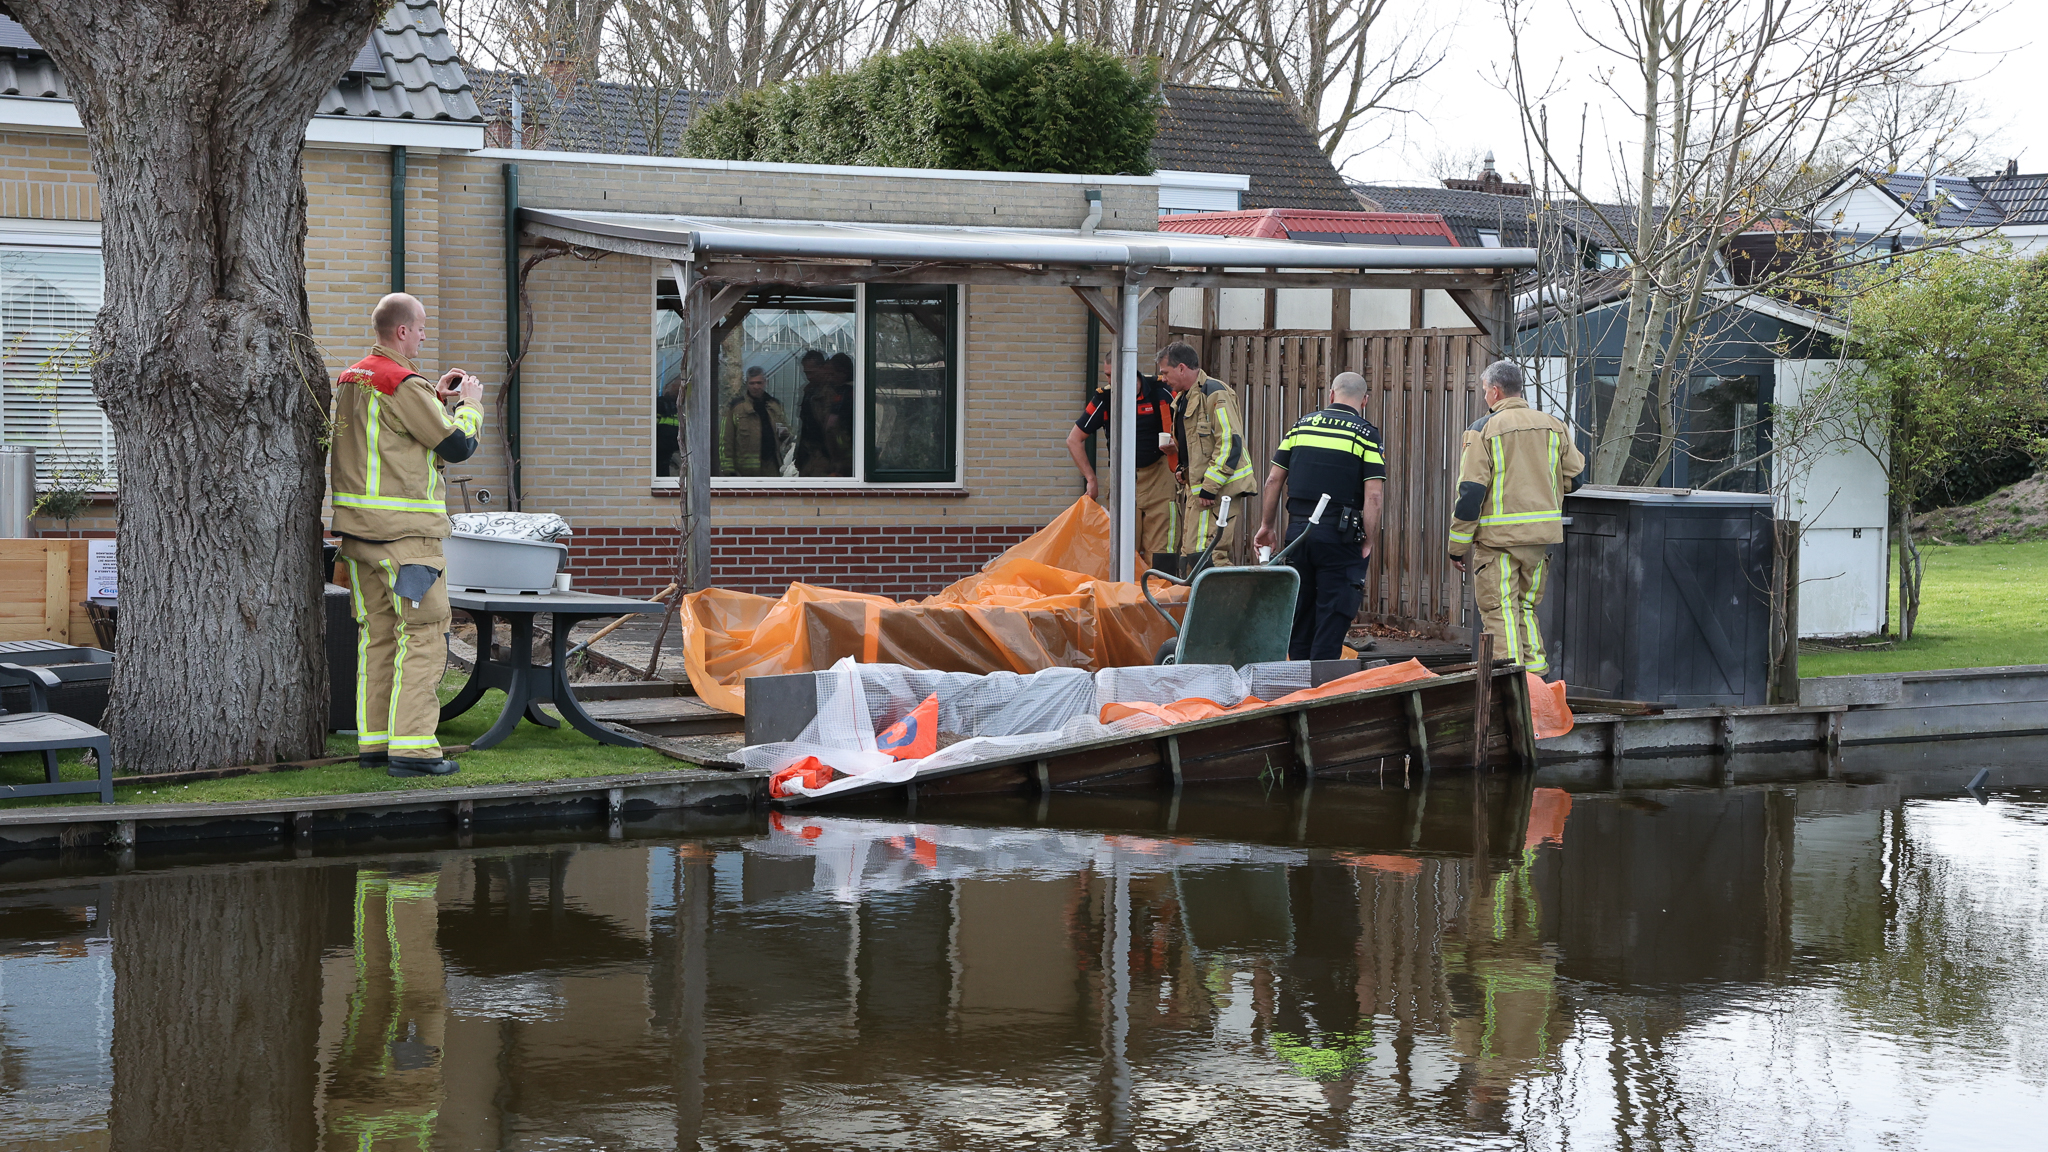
[1800,540,2048,677]
[0,673,699,809]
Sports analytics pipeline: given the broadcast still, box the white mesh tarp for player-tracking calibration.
[747,658,1325,799]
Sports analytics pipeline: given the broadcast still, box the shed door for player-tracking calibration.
[1656,514,1769,706]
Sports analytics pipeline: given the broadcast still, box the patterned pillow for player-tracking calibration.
[449,511,573,541]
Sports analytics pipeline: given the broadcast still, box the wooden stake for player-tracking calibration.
[1470,632,1494,770]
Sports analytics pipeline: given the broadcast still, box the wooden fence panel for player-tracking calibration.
[1180,329,1481,636]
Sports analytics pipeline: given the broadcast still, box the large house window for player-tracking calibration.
[653,279,960,486]
[0,246,112,489]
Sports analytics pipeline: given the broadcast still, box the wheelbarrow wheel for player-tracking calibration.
[1155,639,1178,666]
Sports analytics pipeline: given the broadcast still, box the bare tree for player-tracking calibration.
[990,0,1238,84]
[1214,0,1448,158]
[0,0,386,773]
[1501,0,1985,487]
[613,0,911,93]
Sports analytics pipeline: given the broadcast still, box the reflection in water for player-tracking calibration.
[0,780,2044,1149]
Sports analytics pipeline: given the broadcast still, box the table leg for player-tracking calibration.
[547,615,643,748]
[439,609,495,722]
[471,614,540,751]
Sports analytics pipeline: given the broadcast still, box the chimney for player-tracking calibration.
[2007,158,2020,177]
[1480,151,1503,195]
[541,51,578,86]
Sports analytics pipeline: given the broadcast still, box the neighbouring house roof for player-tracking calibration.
[470,69,711,156]
[1156,207,1456,246]
[1151,85,1360,212]
[1352,182,1650,252]
[1349,183,1539,248]
[0,2,481,124]
[1856,168,2048,229]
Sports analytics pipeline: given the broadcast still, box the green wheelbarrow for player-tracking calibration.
[1142,494,1336,665]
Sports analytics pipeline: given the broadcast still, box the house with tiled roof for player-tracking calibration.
[1814,165,2048,255]
[1150,84,1360,213]
[0,1,1529,625]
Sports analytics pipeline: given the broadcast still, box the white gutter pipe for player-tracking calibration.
[1116,283,1140,582]
[519,208,1542,271]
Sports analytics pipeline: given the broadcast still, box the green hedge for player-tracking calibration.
[682,37,1159,174]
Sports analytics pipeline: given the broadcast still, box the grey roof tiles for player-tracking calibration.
[0,1,480,124]
[1152,84,1361,212]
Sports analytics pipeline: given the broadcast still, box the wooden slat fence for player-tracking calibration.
[1204,332,1486,638]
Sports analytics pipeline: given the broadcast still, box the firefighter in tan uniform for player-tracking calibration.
[1160,341,1257,570]
[331,293,485,777]
[1448,361,1584,677]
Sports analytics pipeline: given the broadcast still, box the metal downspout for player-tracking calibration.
[388,145,406,293]
[503,163,522,509]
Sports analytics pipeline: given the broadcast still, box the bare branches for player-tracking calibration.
[1501,0,1989,487]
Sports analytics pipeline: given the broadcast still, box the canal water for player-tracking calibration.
[0,774,2043,1150]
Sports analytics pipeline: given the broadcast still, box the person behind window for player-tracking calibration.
[655,368,682,476]
[795,348,855,476]
[720,364,790,477]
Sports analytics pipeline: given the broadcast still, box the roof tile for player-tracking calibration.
[1152,84,1360,212]
[0,2,480,125]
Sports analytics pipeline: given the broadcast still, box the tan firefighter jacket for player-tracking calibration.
[1448,396,1585,557]
[330,345,483,542]
[1172,373,1258,502]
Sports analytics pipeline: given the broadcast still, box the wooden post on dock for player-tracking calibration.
[1470,632,1494,770]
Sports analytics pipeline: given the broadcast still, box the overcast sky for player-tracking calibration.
[1340,0,2041,195]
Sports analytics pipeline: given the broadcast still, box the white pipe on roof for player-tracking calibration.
[522,207,1540,271]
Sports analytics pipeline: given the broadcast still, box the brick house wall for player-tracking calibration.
[1,133,1172,597]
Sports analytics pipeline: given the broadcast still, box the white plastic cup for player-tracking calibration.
[553,572,572,593]
[1157,432,1174,452]
[1258,545,1272,564]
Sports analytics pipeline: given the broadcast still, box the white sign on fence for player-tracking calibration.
[86,538,115,599]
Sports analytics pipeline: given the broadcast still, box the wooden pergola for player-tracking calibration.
[520,207,1538,589]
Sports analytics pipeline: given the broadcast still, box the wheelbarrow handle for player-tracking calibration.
[1260,493,1329,568]
[1141,568,1186,627]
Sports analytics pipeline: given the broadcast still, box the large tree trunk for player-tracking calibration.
[6,1,387,772]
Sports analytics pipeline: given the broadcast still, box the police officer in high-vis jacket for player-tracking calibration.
[1161,341,1256,569]
[331,293,484,777]
[1253,372,1386,660]
[1448,361,1584,677]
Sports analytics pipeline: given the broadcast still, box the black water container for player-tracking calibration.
[1539,486,1774,706]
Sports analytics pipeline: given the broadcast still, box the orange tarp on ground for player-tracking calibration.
[1098,659,1440,725]
[679,498,1184,714]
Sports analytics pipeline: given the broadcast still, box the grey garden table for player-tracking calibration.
[443,590,667,750]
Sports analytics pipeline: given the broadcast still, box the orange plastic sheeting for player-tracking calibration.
[679,498,1185,714]
[769,756,837,799]
[1098,659,1440,726]
[1524,787,1572,850]
[1526,673,1573,739]
[876,693,939,760]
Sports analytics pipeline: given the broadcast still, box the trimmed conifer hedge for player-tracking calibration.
[681,36,1159,174]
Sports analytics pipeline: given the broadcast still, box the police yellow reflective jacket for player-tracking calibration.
[330,345,483,541]
[1173,372,1258,502]
[1447,396,1585,556]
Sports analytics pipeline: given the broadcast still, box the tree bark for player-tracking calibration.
[4,1,387,771]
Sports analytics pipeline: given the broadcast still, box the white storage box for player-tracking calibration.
[444,531,568,595]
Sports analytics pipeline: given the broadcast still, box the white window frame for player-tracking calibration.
[651,271,967,490]
[0,220,113,491]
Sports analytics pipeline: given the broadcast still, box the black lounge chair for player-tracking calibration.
[0,661,113,803]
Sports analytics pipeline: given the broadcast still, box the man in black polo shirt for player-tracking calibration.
[1066,355,1180,568]
[1252,371,1387,660]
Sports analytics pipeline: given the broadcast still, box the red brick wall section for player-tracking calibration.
[566,525,1041,599]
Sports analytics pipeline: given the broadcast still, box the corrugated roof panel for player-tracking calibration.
[1159,207,1459,246]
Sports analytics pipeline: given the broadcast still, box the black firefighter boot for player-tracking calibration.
[360,749,389,769]
[388,757,461,778]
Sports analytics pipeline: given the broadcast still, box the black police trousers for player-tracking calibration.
[1285,519,1368,661]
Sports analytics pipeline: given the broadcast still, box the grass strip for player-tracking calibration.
[0,673,699,809]
[1800,540,2048,677]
